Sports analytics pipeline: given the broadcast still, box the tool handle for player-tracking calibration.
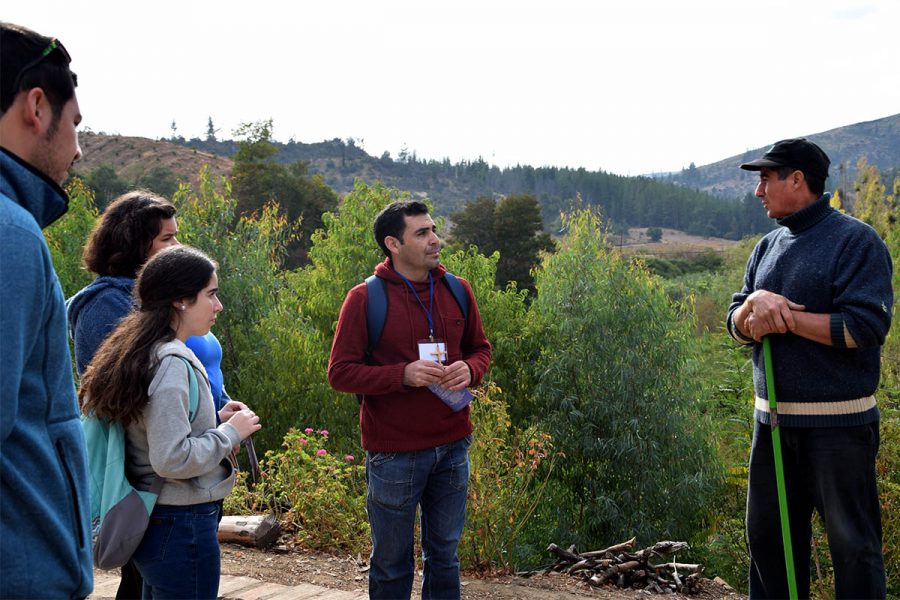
[762,336,798,600]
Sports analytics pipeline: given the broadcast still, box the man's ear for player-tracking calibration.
[791,170,805,189]
[384,235,402,255]
[21,88,52,135]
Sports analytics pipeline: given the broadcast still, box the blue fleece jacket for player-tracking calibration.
[67,276,135,375]
[727,194,894,427]
[0,148,93,598]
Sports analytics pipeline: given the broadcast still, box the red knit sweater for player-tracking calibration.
[328,260,492,452]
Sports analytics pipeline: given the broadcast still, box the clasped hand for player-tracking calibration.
[218,400,262,441]
[743,289,806,341]
[403,359,471,391]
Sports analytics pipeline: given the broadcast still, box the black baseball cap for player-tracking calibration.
[740,138,830,181]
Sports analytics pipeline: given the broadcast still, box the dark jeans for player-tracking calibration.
[132,501,223,600]
[747,421,885,599]
[366,436,471,600]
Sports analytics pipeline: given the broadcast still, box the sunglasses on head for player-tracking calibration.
[10,37,72,93]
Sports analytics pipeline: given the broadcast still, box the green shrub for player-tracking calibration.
[526,209,724,549]
[173,168,298,454]
[45,178,98,297]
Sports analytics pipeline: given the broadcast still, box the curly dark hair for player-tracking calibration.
[79,246,216,426]
[82,190,176,278]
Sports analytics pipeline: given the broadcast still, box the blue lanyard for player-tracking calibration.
[398,272,435,339]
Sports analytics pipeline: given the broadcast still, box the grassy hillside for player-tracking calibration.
[73,132,232,188]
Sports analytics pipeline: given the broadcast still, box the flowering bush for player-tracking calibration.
[225,427,369,553]
[461,384,557,571]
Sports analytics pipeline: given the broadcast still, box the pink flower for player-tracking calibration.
[319,430,329,437]
[344,455,355,462]
[304,427,314,434]
[316,449,327,457]
[299,438,308,445]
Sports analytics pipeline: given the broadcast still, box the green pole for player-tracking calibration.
[762,336,798,600]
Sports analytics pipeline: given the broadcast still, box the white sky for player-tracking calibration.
[6,0,899,175]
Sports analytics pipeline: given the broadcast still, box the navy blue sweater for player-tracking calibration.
[727,194,893,427]
[67,275,135,375]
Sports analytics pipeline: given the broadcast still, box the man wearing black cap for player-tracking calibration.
[727,138,893,598]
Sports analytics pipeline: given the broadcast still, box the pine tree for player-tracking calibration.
[206,116,218,142]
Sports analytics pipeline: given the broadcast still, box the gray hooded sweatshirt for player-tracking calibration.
[126,339,241,505]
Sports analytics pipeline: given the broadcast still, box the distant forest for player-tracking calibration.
[175,133,773,240]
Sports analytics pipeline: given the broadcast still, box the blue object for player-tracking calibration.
[1,148,93,598]
[185,331,226,409]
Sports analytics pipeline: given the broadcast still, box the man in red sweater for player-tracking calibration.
[329,201,491,600]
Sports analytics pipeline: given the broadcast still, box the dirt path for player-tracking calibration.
[218,544,746,599]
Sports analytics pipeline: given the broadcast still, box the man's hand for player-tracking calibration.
[403,360,445,387]
[741,290,806,341]
[439,361,471,391]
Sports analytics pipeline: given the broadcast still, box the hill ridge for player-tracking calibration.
[663,112,900,198]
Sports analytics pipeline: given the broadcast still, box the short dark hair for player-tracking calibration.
[0,22,77,119]
[773,165,826,197]
[803,173,826,197]
[82,191,177,278]
[373,201,429,257]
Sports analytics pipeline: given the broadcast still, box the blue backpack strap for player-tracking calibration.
[365,272,469,358]
[365,275,388,361]
[175,356,200,422]
[442,272,469,322]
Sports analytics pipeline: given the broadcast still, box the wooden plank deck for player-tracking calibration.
[90,570,367,599]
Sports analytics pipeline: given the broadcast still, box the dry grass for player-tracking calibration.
[613,227,737,257]
[75,132,233,188]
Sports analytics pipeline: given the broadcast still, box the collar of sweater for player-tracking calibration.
[0,147,69,228]
[777,193,834,234]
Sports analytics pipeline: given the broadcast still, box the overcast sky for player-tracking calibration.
[6,0,899,175]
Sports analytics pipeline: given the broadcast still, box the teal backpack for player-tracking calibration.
[82,356,199,570]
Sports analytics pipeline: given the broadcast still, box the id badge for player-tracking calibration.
[418,339,447,364]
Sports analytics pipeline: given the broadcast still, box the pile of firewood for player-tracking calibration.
[519,537,705,594]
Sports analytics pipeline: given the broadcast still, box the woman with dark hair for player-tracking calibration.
[67,190,178,374]
[80,246,261,599]
[69,190,243,597]
[67,190,179,599]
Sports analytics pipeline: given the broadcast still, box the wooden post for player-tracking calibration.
[218,514,280,549]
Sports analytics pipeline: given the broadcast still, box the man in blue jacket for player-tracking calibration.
[0,22,92,598]
[727,138,893,599]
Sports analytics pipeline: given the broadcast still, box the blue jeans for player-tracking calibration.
[747,422,885,599]
[366,436,471,600]
[132,502,223,599]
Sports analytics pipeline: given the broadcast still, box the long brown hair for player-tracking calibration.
[80,246,216,425]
